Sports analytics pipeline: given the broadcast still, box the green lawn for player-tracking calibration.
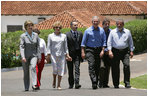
[120,74,147,89]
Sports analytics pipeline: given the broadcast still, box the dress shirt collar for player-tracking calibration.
[91,26,100,31]
[116,28,125,33]
[25,31,35,39]
[71,30,77,34]
[104,28,111,33]
[108,28,111,32]
[71,30,78,38]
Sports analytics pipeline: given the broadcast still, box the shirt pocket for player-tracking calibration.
[122,35,128,42]
[88,32,94,39]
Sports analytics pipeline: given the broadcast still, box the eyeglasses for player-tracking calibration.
[55,27,61,29]
[27,24,33,27]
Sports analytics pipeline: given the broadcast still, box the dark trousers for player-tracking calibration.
[111,48,130,86]
[99,52,111,86]
[86,47,102,85]
[67,52,81,87]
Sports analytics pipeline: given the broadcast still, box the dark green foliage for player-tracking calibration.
[1,31,23,68]
[110,25,116,29]
[124,20,147,53]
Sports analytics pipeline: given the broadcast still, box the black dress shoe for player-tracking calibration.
[98,82,103,88]
[75,84,81,89]
[32,86,38,91]
[69,86,73,89]
[114,86,119,88]
[92,84,98,90]
[103,85,110,88]
[99,84,103,88]
[125,83,131,88]
[25,89,29,91]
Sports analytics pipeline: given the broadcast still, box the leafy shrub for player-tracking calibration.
[124,20,147,53]
[1,31,23,68]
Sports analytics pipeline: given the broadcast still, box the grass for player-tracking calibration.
[120,74,147,89]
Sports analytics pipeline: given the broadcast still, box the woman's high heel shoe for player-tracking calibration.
[57,86,62,90]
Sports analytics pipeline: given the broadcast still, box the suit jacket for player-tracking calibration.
[66,30,83,59]
[20,32,41,59]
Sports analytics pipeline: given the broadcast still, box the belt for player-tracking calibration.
[86,46,102,50]
[112,47,128,52]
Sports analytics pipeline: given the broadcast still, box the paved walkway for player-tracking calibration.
[1,53,147,96]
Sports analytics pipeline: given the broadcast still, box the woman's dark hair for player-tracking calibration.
[33,28,40,35]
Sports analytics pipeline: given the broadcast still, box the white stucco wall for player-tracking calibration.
[1,15,53,33]
[1,15,145,33]
[105,15,144,23]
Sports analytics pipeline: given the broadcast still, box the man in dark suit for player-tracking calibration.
[66,21,83,89]
[99,18,111,88]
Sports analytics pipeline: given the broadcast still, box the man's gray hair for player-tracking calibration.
[92,16,100,22]
[116,19,124,24]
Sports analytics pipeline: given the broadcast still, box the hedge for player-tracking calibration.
[124,20,147,53]
[1,19,147,68]
[1,31,23,68]
[1,28,87,68]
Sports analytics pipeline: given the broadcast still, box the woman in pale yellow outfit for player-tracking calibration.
[46,21,72,90]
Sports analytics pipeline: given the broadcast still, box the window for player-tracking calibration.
[38,17,46,23]
[7,25,23,32]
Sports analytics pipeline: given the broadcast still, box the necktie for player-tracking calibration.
[74,31,77,38]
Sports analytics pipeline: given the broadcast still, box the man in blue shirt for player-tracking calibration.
[107,19,134,88]
[99,19,111,88]
[81,16,106,89]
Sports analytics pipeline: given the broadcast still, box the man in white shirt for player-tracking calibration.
[107,19,134,88]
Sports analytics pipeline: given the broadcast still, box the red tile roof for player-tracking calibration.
[128,1,147,14]
[1,1,147,15]
[35,10,116,30]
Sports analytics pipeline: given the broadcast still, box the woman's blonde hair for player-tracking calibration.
[24,20,34,30]
[52,21,62,29]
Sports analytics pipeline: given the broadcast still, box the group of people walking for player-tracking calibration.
[20,16,134,91]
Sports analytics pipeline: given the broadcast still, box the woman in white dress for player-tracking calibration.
[46,21,72,90]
